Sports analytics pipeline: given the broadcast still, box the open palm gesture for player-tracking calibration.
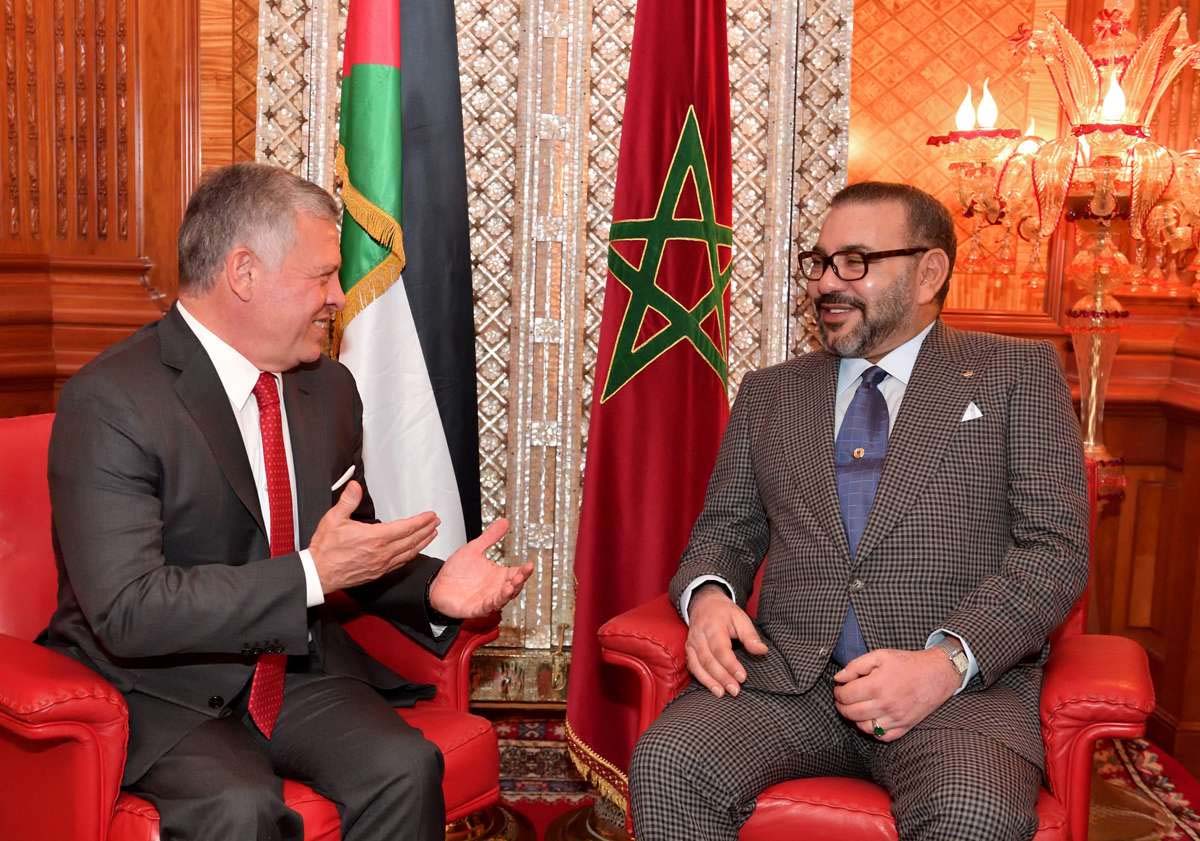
[428,519,533,619]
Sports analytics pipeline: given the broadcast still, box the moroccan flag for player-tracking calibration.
[335,0,481,555]
[565,0,733,812]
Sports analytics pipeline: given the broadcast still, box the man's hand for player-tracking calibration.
[832,648,961,741]
[428,519,533,619]
[309,481,439,592]
[685,584,769,698]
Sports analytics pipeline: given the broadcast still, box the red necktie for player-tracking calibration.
[248,372,294,738]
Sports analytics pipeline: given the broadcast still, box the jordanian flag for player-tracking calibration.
[335,0,481,555]
[565,0,733,814]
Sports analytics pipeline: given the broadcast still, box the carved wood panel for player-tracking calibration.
[0,0,200,416]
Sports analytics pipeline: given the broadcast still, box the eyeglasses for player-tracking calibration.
[797,247,930,282]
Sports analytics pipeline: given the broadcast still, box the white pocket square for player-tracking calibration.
[331,465,355,491]
[961,401,982,422]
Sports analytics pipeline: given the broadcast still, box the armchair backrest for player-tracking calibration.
[0,413,58,640]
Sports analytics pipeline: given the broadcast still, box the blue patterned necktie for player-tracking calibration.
[831,366,889,666]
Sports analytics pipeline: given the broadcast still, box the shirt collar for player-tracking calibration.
[837,320,936,396]
[176,301,272,411]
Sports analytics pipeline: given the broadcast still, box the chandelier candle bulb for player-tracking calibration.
[956,85,976,131]
[1100,72,1126,124]
[977,79,999,129]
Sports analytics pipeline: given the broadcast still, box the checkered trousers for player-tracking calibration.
[629,680,1042,840]
[668,320,1089,771]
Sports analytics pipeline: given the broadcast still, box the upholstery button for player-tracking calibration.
[208,695,224,709]
[849,579,865,592]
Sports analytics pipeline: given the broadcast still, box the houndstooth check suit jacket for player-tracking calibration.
[668,319,1089,769]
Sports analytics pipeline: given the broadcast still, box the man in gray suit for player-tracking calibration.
[629,182,1088,841]
[42,163,532,841]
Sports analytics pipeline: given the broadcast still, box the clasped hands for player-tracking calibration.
[309,480,533,619]
[685,584,960,741]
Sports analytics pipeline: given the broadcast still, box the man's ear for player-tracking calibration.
[916,248,950,305]
[225,246,257,302]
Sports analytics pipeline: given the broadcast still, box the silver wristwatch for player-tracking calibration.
[936,637,969,680]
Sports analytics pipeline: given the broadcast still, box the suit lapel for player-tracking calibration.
[781,353,851,561]
[283,369,330,546]
[853,321,983,564]
[162,306,266,537]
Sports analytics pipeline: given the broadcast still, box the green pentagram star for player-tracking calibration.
[600,106,733,403]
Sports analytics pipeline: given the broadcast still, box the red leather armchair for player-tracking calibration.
[600,558,1155,840]
[0,413,501,841]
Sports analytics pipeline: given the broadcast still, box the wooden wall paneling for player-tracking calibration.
[1152,412,1200,773]
[136,0,199,303]
[1102,464,1168,651]
[199,0,233,171]
[0,0,55,415]
[0,0,201,415]
[198,0,257,172]
[1095,396,1200,775]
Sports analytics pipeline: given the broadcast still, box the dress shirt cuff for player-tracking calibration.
[925,629,979,693]
[680,575,736,624]
[299,549,325,608]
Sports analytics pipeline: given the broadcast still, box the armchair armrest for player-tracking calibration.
[1040,633,1155,841]
[597,594,690,734]
[340,611,500,712]
[0,633,129,841]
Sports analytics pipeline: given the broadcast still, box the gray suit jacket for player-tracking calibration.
[669,320,1088,768]
[41,305,457,785]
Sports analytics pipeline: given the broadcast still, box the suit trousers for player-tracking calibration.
[629,676,1040,841]
[127,674,445,841]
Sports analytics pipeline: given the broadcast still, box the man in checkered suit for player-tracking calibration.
[629,182,1088,841]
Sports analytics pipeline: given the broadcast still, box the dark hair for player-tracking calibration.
[177,162,338,294]
[829,181,957,305]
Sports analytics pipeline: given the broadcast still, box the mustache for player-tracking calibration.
[814,293,864,311]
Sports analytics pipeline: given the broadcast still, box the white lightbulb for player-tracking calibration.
[955,85,976,131]
[976,79,999,129]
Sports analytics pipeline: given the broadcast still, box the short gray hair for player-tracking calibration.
[177,163,339,294]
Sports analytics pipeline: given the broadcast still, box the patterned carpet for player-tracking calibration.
[493,718,1200,840]
[1090,739,1200,841]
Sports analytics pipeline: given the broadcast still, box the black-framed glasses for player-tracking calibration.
[797,247,930,282]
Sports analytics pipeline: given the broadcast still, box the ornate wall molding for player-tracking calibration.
[115,0,129,239]
[53,0,66,238]
[95,0,108,239]
[4,0,18,238]
[73,0,88,239]
[21,0,37,237]
[256,0,853,698]
[1,0,192,413]
[233,0,259,161]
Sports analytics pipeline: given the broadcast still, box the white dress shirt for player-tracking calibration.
[680,321,979,691]
[177,303,325,608]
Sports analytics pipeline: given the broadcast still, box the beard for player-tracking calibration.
[813,270,914,358]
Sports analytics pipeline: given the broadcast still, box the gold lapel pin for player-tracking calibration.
[961,370,975,378]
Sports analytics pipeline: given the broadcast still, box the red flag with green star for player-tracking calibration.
[565,0,733,814]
